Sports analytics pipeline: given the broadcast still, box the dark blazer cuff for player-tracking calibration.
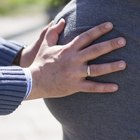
[0,38,24,66]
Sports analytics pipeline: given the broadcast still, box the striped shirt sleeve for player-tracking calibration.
[0,66,28,115]
[0,38,31,115]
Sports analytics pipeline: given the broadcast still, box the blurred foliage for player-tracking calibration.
[46,0,70,8]
[0,0,70,15]
[0,0,46,15]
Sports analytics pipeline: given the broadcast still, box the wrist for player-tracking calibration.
[26,65,44,100]
[13,47,24,66]
[20,44,38,68]
[20,45,32,67]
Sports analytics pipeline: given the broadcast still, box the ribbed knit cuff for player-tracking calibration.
[0,66,27,115]
[23,68,32,99]
[0,38,24,66]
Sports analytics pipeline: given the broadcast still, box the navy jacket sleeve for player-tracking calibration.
[0,38,24,66]
[0,38,27,115]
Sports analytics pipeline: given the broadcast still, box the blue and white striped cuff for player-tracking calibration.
[23,68,32,99]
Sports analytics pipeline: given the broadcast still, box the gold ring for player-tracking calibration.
[87,65,91,76]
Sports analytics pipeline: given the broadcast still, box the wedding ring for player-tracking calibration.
[87,65,91,76]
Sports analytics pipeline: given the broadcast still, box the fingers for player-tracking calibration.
[39,21,54,42]
[79,80,118,93]
[52,18,66,35]
[79,37,126,62]
[35,21,53,48]
[46,18,66,46]
[40,21,54,39]
[82,60,126,77]
[70,22,113,50]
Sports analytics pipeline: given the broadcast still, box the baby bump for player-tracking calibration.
[44,0,140,138]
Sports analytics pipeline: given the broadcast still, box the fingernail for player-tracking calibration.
[105,22,113,29]
[112,85,118,91]
[118,38,126,46]
[60,18,65,23]
[51,20,55,25]
[119,61,126,69]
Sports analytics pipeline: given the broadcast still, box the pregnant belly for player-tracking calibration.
[44,1,140,139]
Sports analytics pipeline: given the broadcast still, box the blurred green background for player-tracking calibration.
[0,0,70,15]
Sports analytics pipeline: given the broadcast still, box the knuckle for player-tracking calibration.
[47,26,57,36]
[70,36,81,48]
[110,39,118,49]
[61,47,71,56]
[79,49,90,62]
[47,26,53,33]
[92,83,106,92]
[96,84,106,92]
[88,85,95,91]
[109,61,124,71]
[92,65,99,76]
[63,66,76,79]
[71,55,79,64]
[93,45,102,54]
[108,63,115,71]
[79,82,84,91]
[75,56,83,64]
[65,49,79,64]
[97,24,106,34]
[86,83,98,92]
[101,85,108,92]
[112,62,119,71]
[83,31,92,41]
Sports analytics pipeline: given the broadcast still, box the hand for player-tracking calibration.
[20,20,65,67]
[27,19,126,100]
[20,22,53,67]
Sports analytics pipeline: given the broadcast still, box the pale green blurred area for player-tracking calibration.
[0,0,45,15]
[0,0,70,15]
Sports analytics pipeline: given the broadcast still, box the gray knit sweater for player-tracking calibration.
[0,38,27,115]
[45,0,140,139]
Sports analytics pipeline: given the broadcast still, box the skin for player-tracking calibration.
[20,22,53,67]
[20,19,126,100]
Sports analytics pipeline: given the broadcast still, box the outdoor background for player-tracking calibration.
[0,0,70,140]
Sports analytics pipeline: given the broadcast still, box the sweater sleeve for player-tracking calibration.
[0,66,27,115]
[0,38,24,66]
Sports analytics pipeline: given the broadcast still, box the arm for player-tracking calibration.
[0,66,28,115]
[0,21,57,115]
[27,20,126,99]
[0,19,126,115]
[0,38,24,66]
[0,38,27,115]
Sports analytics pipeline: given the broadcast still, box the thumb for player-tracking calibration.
[35,21,53,48]
[46,18,66,47]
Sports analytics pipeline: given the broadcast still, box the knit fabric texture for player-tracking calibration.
[45,0,140,139]
[0,38,27,115]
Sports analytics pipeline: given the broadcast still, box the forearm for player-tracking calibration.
[19,44,37,67]
[0,66,28,115]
